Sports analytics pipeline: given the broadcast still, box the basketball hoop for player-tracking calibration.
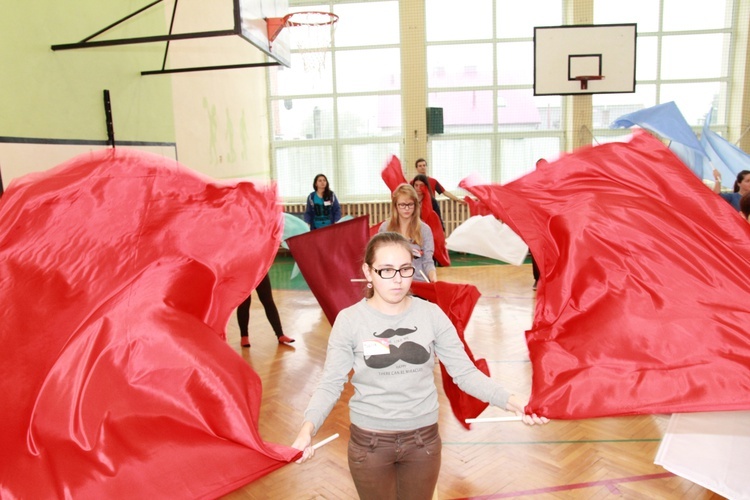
[572,75,604,90]
[266,11,339,72]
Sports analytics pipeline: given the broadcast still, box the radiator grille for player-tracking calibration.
[283,199,471,237]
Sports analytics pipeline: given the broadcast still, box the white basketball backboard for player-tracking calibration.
[534,24,637,96]
[237,0,291,67]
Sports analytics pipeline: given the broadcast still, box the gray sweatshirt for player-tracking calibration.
[303,297,511,433]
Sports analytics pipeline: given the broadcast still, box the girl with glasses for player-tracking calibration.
[291,232,547,499]
[378,183,437,282]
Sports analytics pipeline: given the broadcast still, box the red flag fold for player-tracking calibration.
[462,132,750,419]
[382,154,408,192]
[411,281,488,428]
[416,183,451,266]
[0,150,299,498]
[286,215,371,325]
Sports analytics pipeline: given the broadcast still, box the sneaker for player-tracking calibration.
[277,335,295,345]
[532,280,538,291]
[241,336,251,348]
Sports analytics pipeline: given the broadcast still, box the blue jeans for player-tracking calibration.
[348,423,441,500]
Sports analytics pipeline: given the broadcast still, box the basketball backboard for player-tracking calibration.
[534,24,637,96]
[237,0,291,67]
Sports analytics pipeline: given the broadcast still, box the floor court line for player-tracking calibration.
[443,438,662,445]
[449,472,674,499]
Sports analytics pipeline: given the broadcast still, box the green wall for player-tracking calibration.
[1,2,174,143]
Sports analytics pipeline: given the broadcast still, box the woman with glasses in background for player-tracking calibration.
[377,183,437,283]
[291,232,548,499]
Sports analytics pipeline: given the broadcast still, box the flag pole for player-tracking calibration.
[465,416,523,424]
[312,433,340,450]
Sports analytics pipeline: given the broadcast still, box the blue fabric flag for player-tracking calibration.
[700,108,749,190]
[611,101,708,178]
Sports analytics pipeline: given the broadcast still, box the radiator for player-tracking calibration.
[283,199,471,237]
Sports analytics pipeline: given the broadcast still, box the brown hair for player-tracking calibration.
[411,174,436,200]
[732,170,750,193]
[386,184,422,246]
[363,232,413,298]
[740,192,750,218]
[312,173,332,200]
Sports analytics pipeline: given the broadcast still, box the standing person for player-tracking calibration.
[411,174,444,230]
[304,173,342,230]
[414,158,466,205]
[378,184,437,283]
[713,169,750,211]
[236,272,295,348]
[290,232,548,500]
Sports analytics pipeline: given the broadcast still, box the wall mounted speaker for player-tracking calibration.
[426,107,444,134]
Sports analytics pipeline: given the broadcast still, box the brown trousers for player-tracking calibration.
[347,423,441,500]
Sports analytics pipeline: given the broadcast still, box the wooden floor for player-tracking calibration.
[221,263,725,500]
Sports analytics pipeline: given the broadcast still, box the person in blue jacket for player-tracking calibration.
[713,169,750,211]
[304,174,342,230]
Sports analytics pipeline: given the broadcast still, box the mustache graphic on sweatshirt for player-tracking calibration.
[373,326,418,338]
[364,341,431,369]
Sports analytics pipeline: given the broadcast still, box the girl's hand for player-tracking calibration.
[506,394,550,426]
[291,422,315,463]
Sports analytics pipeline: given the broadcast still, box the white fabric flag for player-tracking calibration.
[655,411,750,500]
[446,215,529,266]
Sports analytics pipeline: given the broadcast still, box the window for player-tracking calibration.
[270,1,401,201]
[270,0,742,201]
[426,0,564,186]
[593,0,734,137]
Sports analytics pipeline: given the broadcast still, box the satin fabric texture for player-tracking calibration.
[0,149,300,498]
[463,131,750,419]
[286,215,371,325]
[411,281,490,429]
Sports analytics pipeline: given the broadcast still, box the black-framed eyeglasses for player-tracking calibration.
[397,203,415,209]
[371,266,416,279]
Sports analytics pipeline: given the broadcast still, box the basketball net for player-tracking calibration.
[285,12,338,74]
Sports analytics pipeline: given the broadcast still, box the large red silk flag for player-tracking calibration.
[411,281,488,429]
[462,132,750,419]
[286,215,371,325]
[0,150,300,498]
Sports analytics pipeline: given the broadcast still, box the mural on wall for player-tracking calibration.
[203,97,219,165]
[225,108,237,164]
[201,97,254,172]
[240,110,249,163]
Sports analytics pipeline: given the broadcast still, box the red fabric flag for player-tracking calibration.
[286,215,371,325]
[416,183,451,266]
[382,154,408,192]
[462,131,750,419]
[0,149,300,498]
[464,195,494,217]
[411,281,488,429]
